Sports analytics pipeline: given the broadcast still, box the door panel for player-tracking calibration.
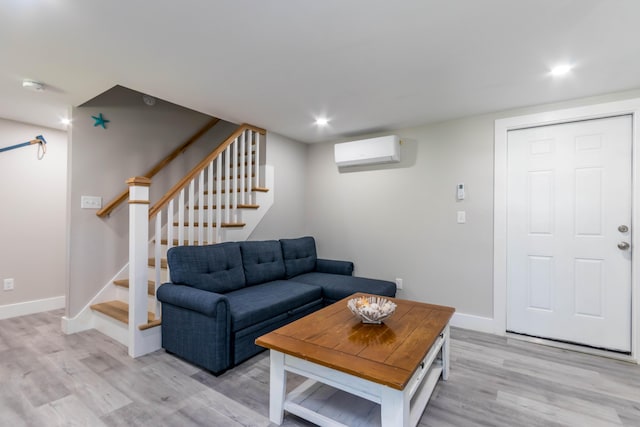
[507,115,632,352]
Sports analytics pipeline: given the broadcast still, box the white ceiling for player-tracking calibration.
[2,0,640,143]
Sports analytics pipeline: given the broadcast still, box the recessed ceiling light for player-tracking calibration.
[550,64,573,76]
[60,118,71,126]
[315,117,329,126]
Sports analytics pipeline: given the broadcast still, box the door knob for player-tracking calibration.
[618,241,630,250]
[618,225,629,233]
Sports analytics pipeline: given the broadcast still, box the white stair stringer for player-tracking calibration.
[61,265,128,345]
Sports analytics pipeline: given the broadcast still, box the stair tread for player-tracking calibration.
[204,187,269,194]
[91,301,156,325]
[159,239,210,246]
[113,279,156,296]
[172,222,245,228]
[215,173,256,180]
[139,319,162,331]
[188,204,259,210]
[148,258,168,268]
[91,301,161,330]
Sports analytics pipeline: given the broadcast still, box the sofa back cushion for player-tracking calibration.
[239,240,286,286]
[280,236,318,279]
[167,243,246,293]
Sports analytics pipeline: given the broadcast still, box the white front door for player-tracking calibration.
[507,115,632,352]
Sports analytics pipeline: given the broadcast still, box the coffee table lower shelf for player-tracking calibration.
[269,326,449,427]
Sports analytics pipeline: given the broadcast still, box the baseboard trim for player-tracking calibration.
[450,311,495,334]
[0,295,65,320]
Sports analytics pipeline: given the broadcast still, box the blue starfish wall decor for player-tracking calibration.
[92,113,110,129]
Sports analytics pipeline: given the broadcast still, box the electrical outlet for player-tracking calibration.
[81,196,102,209]
[395,278,403,290]
[4,278,14,291]
[457,211,466,224]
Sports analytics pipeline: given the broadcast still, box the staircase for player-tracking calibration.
[77,124,273,357]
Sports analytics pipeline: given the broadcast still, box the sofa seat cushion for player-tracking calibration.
[280,236,318,279]
[291,272,396,302]
[239,240,286,286]
[226,280,322,331]
[167,242,246,293]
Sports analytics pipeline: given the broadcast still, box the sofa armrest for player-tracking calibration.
[157,283,229,318]
[316,259,354,276]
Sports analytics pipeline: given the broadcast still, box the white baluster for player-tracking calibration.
[207,160,214,245]
[188,180,195,245]
[240,130,246,206]
[254,131,261,202]
[197,171,204,245]
[247,130,254,195]
[177,189,185,247]
[167,200,174,250]
[216,155,223,243]
[224,145,231,224]
[232,137,238,222]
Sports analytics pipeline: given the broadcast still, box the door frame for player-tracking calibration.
[494,98,640,361]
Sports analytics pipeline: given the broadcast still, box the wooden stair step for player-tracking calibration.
[204,187,269,195]
[90,300,161,330]
[188,204,259,210]
[139,319,162,331]
[172,222,245,228]
[113,279,155,296]
[215,174,255,181]
[148,258,168,268]
[227,160,255,166]
[159,239,210,246]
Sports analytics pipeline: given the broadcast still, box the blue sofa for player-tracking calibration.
[156,236,396,374]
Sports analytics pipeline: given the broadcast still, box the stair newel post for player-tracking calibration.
[127,176,152,357]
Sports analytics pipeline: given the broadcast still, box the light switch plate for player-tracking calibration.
[81,196,102,209]
[457,211,466,224]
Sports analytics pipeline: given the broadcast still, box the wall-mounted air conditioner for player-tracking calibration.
[334,135,401,167]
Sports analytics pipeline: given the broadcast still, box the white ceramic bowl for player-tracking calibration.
[347,295,397,324]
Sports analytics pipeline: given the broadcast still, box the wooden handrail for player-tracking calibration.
[96,117,221,218]
[148,124,265,219]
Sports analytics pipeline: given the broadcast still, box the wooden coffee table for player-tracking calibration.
[255,293,455,427]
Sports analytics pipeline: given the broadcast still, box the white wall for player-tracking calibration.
[306,88,640,319]
[0,118,67,314]
[250,132,308,240]
[67,86,237,317]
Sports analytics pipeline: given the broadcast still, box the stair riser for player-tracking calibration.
[115,287,158,313]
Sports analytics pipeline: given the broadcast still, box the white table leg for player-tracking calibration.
[269,350,286,425]
[442,324,450,381]
[380,386,409,427]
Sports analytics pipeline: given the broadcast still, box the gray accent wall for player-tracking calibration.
[306,119,494,316]
[0,118,67,308]
[249,132,308,240]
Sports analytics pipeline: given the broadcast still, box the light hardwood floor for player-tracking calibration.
[1,309,639,426]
